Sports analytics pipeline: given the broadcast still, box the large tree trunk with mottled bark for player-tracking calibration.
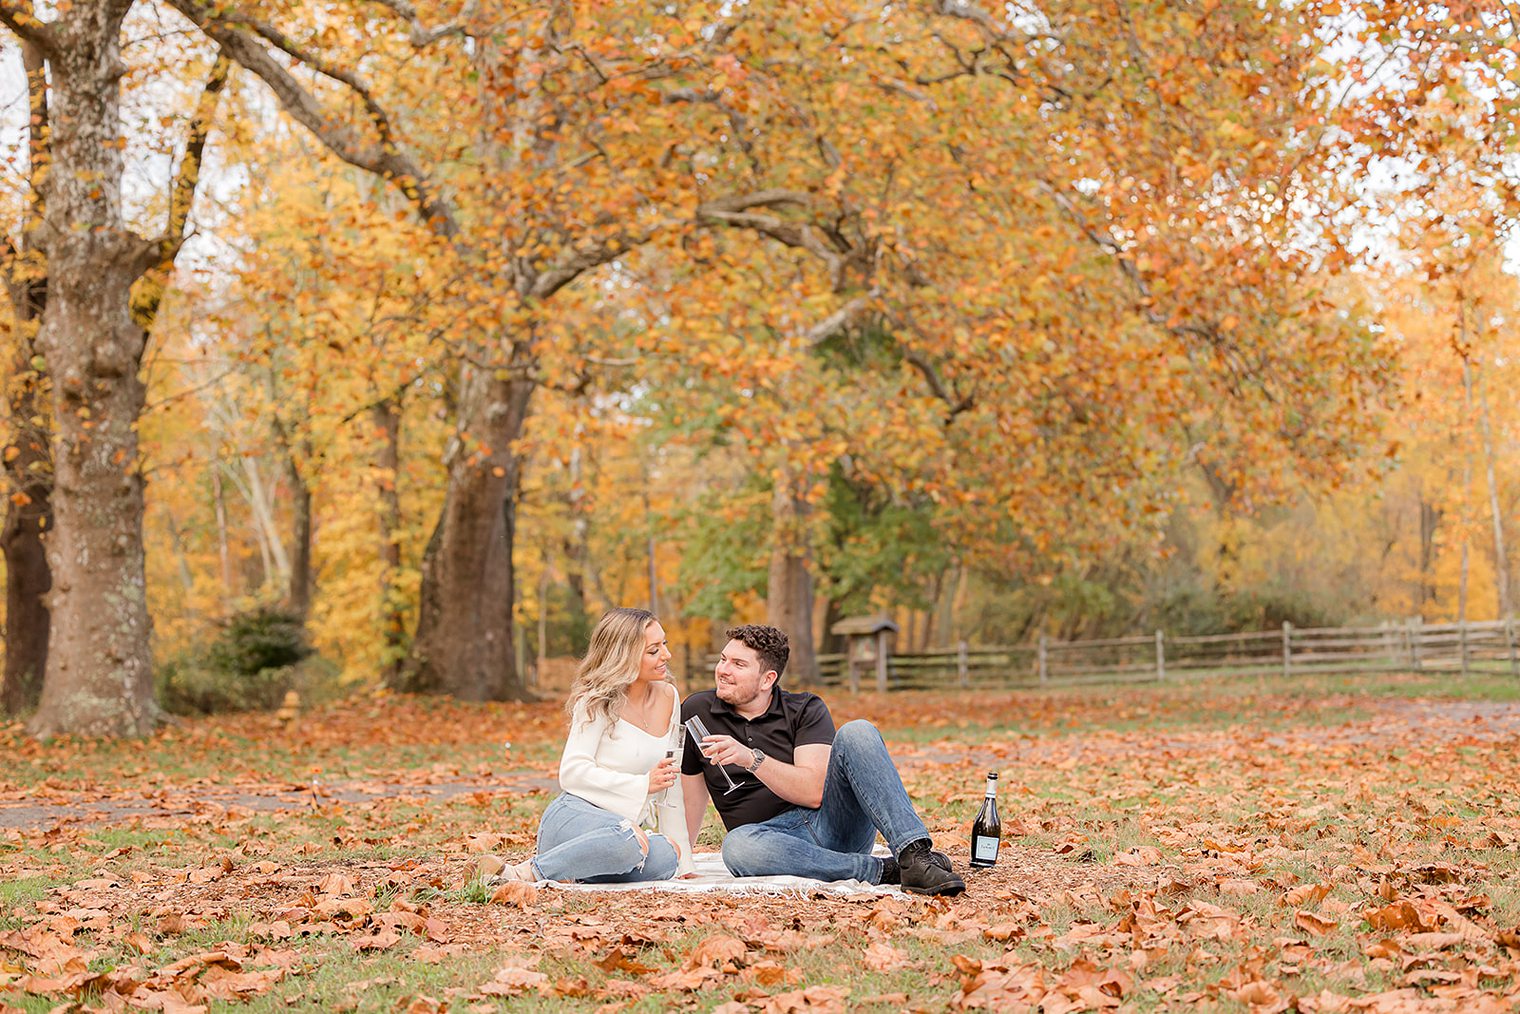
[403,367,534,701]
[28,2,160,737]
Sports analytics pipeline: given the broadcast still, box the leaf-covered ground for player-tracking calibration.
[4,673,1520,1012]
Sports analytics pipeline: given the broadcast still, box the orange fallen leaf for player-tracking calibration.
[862,940,909,973]
[353,928,401,952]
[488,881,538,909]
[951,954,983,975]
[762,984,850,1012]
[595,946,653,975]
[1365,902,1433,933]
[982,923,1022,942]
[478,966,549,997]
[1225,980,1282,1008]
[1405,931,1464,950]
[1283,882,1332,908]
[747,961,797,987]
[687,934,747,969]
[1294,910,1339,936]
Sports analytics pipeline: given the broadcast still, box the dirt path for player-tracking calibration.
[0,775,559,832]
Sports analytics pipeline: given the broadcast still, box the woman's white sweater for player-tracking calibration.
[557,682,695,873]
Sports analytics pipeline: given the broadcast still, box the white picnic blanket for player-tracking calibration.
[537,851,903,897]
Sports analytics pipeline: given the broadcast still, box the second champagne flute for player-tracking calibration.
[684,715,742,795]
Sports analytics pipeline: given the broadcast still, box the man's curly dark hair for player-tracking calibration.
[726,624,789,680]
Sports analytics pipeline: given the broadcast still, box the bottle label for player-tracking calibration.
[973,836,999,862]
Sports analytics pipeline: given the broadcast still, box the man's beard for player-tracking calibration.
[716,680,760,708]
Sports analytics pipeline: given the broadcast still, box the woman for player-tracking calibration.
[490,607,693,883]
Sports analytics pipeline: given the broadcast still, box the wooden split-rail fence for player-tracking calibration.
[810,619,1520,691]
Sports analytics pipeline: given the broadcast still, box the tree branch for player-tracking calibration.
[364,0,470,47]
[132,55,232,296]
[531,221,668,299]
[168,0,459,238]
[0,0,58,55]
[21,39,46,237]
[904,349,974,419]
[802,293,875,346]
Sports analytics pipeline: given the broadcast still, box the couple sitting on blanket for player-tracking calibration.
[477,607,965,896]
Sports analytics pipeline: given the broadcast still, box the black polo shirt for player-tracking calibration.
[681,686,835,829]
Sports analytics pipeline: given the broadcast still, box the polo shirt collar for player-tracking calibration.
[709,684,783,720]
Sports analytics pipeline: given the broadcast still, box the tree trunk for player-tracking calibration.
[285,443,312,620]
[2,41,52,717]
[374,399,406,685]
[766,484,817,684]
[1474,357,1510,618]
[212,464,233,603]
[1,418,50,714]
[2,280,51,718]
[821,597,845,655]
[1460,355,1474,624]
[404,367,534,701]
[30,3,159,737]
[1418,494,1439,620]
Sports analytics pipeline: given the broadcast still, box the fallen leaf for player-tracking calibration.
[353,928,401,952]
[687,934,747,970]
[1284,883,1333,908]
[487,882,538,909]
[1294,910,1339,936]
[862,941,909,973]
[478,966,549,997]
[762,984,850,1012]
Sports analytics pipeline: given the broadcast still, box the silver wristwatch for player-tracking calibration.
[746,748,766,773]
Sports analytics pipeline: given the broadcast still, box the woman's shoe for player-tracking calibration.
[488,860,538,885]
[464,854,506,884]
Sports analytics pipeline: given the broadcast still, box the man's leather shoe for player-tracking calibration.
[898,840,965,896]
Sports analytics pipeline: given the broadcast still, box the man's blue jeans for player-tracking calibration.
[531,792,679,883]
[720,719,929,883]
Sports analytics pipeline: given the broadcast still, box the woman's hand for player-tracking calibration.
[647,756,678,794]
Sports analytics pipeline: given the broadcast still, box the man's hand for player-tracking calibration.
[697,734,751,770]
[647,756,678,794]
[698,735,830,809]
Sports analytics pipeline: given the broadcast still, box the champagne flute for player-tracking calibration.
[684,715,742,794]
[665,722,685,763]
[657,724,684,812]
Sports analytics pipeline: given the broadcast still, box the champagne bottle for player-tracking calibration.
[969,771,1001,868]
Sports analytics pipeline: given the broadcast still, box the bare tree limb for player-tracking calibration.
[20,39,46,238]
[802,293,875,346]
[364,0,471,47]
[132,55,232,293]
[532,225,664,300]
[697,189,814,214]
[0,0,58,54]
[168,0,459,238]
[1,39,48,303]
[904,349,975,419]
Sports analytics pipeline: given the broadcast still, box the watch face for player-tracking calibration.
[750,749,764,771]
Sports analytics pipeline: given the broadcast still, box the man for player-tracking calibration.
[681,624,965,895]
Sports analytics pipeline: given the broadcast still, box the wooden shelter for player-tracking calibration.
[830,614,899,692]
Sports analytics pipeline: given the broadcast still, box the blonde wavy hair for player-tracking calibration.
[566,608,662,728]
